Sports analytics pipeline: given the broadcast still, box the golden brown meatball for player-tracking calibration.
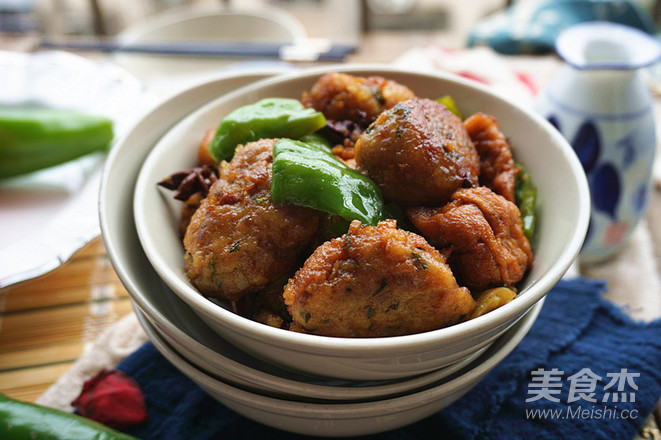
[283,220,476,338]
[464,112,517,202]
[183,139,319,301]
[301,72,417,124]
[235,274,292,329]
[408,187,532,291]
[354,98,480,207]
[302,72,418,155]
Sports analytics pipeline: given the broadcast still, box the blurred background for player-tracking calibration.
[3,0,660,59]
[0,0,538,52]
[0,0,500,42]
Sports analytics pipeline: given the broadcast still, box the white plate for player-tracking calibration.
[135,297,543,437]
[0,50,149,288]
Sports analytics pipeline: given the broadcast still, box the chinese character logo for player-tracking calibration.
[603,368,640,403]
[526,368,564,402]
[567,368,601,403]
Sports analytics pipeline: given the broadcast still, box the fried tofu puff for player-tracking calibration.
[301,72,417,124]
[301,72,417,157]
[408,187,532,291]
[464,112,517,202]
[354,98,480,207]
[183,139,319,301]
[283,220,476,338]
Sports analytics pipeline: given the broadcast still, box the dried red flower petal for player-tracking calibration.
[71,369,147,430]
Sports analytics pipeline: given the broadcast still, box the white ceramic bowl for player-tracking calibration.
[97,68,492,402]
[135,298,543,437]
[132,65,589,380]
[96,70,488,403]
[138,282,489,401]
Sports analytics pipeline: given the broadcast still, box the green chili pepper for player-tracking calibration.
[209,98,327,162]
[0,393,138,440]
[271,138,385,226]
[0,106,114,179]
[298,132,333,152]
[317,214,352,241]
[436,95,463,120]
[514,162,537,241]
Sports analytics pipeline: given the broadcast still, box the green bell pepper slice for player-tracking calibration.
[514,162,537,242]
[271,139,385,226]
[298,132,333,152]
[209,98,327,162]
[0,393,138,440]
[0,106,114,179]
[437,95,463,120]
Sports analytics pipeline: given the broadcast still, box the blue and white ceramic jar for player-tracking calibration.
[535,22,660,264]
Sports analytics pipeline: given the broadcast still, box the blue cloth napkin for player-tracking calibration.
[117,277,661,439]
[467,0,658,55]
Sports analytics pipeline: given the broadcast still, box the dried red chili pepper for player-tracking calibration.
[71,369,147,431]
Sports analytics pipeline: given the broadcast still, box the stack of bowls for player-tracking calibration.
[100,66,589,436]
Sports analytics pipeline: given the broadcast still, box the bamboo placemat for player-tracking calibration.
[0,236,133,402]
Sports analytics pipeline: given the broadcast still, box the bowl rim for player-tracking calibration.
[137,290,492,399]
[140,294,493,400]
[137,295,544,415]
[132,64,589,355]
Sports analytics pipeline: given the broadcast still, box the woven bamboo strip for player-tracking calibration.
[2,279,128,313]
[0,299,133,351]
[0,363,73,403]
[0,341,85,371]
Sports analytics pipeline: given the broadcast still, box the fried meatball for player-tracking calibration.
[236,274,292,329]
[183,139,319,301]
[283,220,476,338]
[464,112,517,202]
[354,98,480,206]
[302,72,417,153]
[301,72,417,124]
[408,187,532,291]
